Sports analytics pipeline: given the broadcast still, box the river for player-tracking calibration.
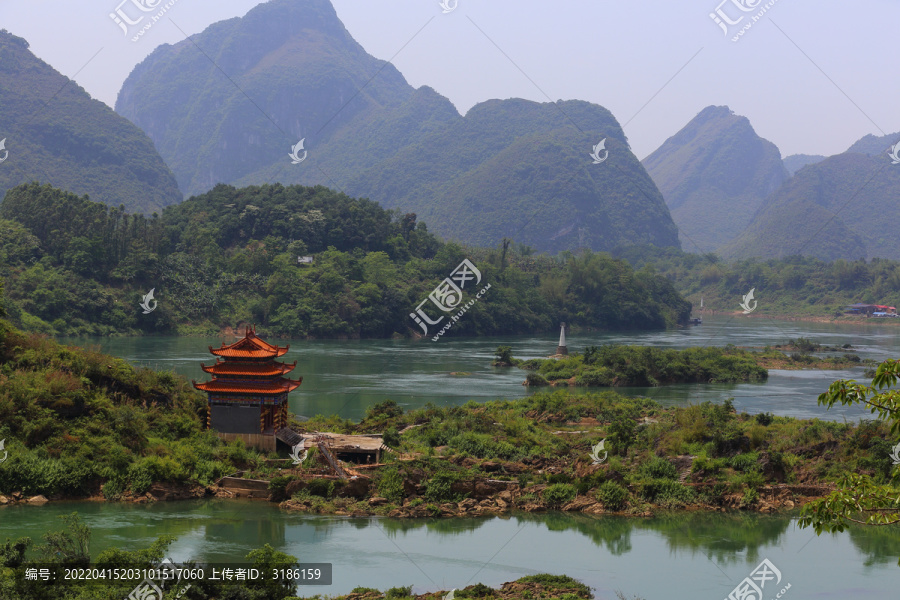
[11,315,897,598]
[60,314,900,422]
[3,500,899,598]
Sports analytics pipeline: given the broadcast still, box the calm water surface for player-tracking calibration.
[2,500,899,599]
[60,315,900,422]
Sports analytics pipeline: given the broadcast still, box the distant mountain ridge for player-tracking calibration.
[115,0,679,253]
[783,154,826,175]
[720,151,900,260]
[846,131,900,157]
[642,106,787,252]
[0,30,182,214]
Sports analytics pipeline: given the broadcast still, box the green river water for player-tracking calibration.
[3,315,899,598]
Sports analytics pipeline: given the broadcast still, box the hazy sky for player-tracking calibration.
[1,0,897,159]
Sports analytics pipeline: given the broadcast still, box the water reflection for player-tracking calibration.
[5,501,900,596]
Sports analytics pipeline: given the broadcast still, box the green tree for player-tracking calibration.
[799,360,900,564]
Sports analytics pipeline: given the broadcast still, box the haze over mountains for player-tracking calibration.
[2,0,899,261]
[0,30,182,214]
[114,0,679,254]
[642,106,787,253]
[644,103,900,260]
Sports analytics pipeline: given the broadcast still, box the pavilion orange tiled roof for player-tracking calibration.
[209,326,289,359]
[201,361,297,377]
[193,378,302,395]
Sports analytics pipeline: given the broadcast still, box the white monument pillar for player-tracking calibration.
[556,322,568,355]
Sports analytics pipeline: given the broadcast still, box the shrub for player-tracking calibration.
[740,487,759,507]
[101,476,125,501]
[639,457,677,480]
[127,462,153,495]
[543,483,577,508]
[596,481,629,511]
[366,400,403,421]
[546,473,573,484]
[698,482,728,505]
[520,359,543,371]
[575,368,613,387]
[676,405,708,443]
[747,424,768,448]
[493,346,514,366]
[730,453,760,473]
[382,427,401,449]
[607,418,637,455]
[575,473,605,495]
[306,478,335,498]
[385,585,413,598]
[377,468,404,504]
[448,432,519,460]
[525,373,549,386]
[518,575,590,598]
[755,412,774,426]
[691,454,726,475]
[425,471,459,503]
[638,479,695,507]
[461,583,496,597]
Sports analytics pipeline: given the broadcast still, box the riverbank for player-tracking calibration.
[304,574,595,599]
[697,309,900,326]
[506,343,871,389]
[2,319,893,524]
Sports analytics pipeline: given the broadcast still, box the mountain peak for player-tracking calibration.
[643,106,787,252]
[114,0,678,253]
[0,32,181,213]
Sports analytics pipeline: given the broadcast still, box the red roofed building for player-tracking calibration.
[194,326,301,451]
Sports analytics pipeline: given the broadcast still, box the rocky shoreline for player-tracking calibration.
[278,479,832,518]
[1,478,832,518]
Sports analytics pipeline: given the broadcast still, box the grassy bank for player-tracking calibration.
[0,319,254,501]
[278,390,895,518]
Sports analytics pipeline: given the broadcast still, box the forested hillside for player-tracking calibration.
[846,131,900,156]
[720,152,900,260]
[615,244,900,317]
[0,30,182,214]
[0,182,690,337]
[642,106,787,252]
[115,0,679,253]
